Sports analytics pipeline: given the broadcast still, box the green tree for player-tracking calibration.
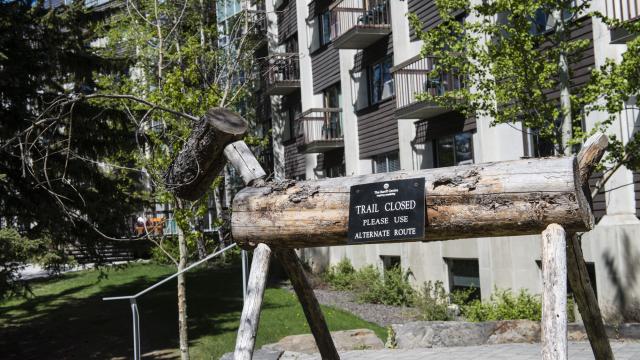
[410,0,639,175]
[0,0,146,293]
[90,1,263,358]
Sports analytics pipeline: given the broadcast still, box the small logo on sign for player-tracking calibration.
[383,183,389,189]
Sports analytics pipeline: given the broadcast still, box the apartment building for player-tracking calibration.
[257,0,640,322]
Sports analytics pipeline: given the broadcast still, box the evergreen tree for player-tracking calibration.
[0,0,146,287]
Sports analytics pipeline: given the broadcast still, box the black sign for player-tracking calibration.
[348,178,426,244]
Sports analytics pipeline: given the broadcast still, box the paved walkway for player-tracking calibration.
[282,342,640,360]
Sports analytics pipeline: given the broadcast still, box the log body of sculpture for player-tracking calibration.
[232,156,593,248]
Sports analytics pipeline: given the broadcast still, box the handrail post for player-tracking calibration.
[130,298,141,360]
[241,249,249,301]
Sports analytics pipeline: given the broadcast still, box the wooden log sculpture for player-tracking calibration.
[164,108,248,201]
[165,107,609,360]
[232,156,594,248]
[164,108,338,360]
[569,132,614,360]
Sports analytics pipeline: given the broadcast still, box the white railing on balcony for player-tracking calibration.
[393,56,464,111]
[297,108,343,146]
[607,0,639,22]
[330,0,390,41]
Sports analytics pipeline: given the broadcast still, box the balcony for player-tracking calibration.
[296,108,344,153]
[330,0,391,49]
[393,56,464,119]
[607,0,639,43]
[264,53,300,95]
[263,53,300,95]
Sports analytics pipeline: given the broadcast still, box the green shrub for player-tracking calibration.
[323,259,415,306]
[414,281,450,321]
[357,265,415,306]
[462,288,542,322]
[322,258,356,291]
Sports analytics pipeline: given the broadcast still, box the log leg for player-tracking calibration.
[275,249,340,360]
[542,224,568,360]
[567,233,614,360]
[234,244,272,360]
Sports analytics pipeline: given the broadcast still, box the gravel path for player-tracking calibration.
[311,288,420,327]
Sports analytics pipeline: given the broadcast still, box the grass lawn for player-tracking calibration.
[0,262,385,360]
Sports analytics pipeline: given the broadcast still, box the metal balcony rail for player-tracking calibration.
[264,53,300,95]
[103,243,238,360]
[296,108,343,151]
[607,0,639,22]
[244,9,269,36]
[330,0,390,40]
[393,56,464,113]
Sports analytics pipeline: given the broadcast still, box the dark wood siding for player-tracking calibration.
[589,172,606,222]
[278,0,297,44]
[353,35,393,73]
[413,111,476,144]
[543,17,595,101]
[311,43,341,93]
[357,98,399,158]
[408,0,442,41]
[308,0,332,21]
[284,141,305,178]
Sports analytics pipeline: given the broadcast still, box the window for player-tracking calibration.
[369,56,394,105]
[323,84,343,139]
[373,152,400,173]
[446,258,481,300]
[523,129,555,158]
[381,256,401,271]
[536,260,597,299]
[283,103,301,142]
[434,132,473,167]
[319,11,332,46]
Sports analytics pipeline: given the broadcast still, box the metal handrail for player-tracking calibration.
[330,0,390,41]
[103,243,238,360]
[263,53,300,89]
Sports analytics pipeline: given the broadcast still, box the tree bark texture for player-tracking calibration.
[567,233,614,360]
[164,108,247,201]
[177,227,190,360]
[569,132,614,360]
[232,157,593,248]
[542,223,568,360]
[233,244,272,360]
[275,249,340,360]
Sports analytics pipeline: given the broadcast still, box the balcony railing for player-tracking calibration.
[296,108,344,153]
[330,0,391,49]
[607,0,639,23]
[607,0,639,43]
[264,53,300,95]
[393,56,464,119]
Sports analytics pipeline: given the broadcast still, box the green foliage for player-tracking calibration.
[462,288,542,322]
[411,0,639,163]
[323,259,415,306]
[322,258,357,291]
[357,265,415,306]
[0,1,146,255]
[414,281,450,321]
[0,228,39,299]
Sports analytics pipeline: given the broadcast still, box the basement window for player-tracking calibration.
[446,258,481,300]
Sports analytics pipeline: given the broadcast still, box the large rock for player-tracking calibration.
[262,329,384,354]
[392,321,497,348]
[487,320,540,344]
